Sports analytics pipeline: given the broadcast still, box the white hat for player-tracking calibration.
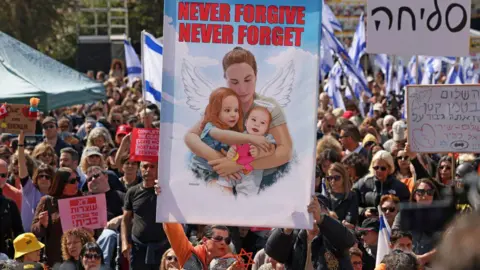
[373,103,383,112]
[392,121,407,141]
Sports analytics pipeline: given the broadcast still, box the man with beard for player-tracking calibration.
[121,161,169,270]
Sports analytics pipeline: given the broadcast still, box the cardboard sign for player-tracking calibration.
[157,0,321,229]
[58,194,107,232]
[0,104,37,135]
[407,84,480,153]
[130,128,159,163]
[367,0,471,56]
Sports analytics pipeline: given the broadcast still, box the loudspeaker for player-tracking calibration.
[76,42,112,74]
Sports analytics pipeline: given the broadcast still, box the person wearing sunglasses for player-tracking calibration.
[393,179,440,267]
[318,113,337,140]
[160,248,180,270]
[325,163,359,229]
[87,166,125,267]
[379,195,399,227]
[42,116,72,158]
[265,196,356,270]
[163,220,235,269]
[0,159,24,258]
[31,167,81,267]
[353,150,410,220]
[79,242,105,270]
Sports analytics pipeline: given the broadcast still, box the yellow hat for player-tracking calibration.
[362,133,378,146]
[13,233,45,259]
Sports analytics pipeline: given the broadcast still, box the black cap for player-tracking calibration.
[357,218,380,232]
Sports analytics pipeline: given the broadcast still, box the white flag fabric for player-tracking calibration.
[141,31,163,107]
[124,38,142,85]
[376,207,392,266]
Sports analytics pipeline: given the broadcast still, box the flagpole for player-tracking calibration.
[141,30,146,102]
[415,55,420,84]
[335,54,359,104]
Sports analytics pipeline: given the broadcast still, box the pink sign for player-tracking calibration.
[58,194,107,232]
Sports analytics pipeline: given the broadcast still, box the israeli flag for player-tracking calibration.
[325,63,345,110]
[376,207,392,266]
[124,37,142,85]
[322,0,342,32]
[348,13,366,68]
[141,31,163,107]
[446,65,465,84]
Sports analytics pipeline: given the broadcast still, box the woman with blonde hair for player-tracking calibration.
[353,150,410,220]
[160,248,180,270]
[86,127,115,150]
[31,142,57,168]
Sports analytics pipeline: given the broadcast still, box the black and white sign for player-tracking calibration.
[367,0,471,56]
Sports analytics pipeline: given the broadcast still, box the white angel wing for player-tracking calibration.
[258,60,295,108]
[181,59,214,111]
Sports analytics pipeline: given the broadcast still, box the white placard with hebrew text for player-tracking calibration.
[367,0,471,56]
[407,84,480,153]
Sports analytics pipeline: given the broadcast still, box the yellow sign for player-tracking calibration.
[471,36,480,54]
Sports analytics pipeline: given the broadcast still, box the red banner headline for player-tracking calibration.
[178,2,305,46]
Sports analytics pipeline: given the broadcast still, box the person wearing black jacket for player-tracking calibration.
[0,159,24,258]
[265,196,356,270]
[353,150,410,220]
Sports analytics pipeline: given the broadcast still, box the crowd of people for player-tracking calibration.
[1,59,480,270]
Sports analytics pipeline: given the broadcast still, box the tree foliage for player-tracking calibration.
[0,0,165,66]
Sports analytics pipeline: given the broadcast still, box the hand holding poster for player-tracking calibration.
[157,0,321,229]
[367,0,471,56]
[58,194,107,232]
[130,128,160,163]
[407,84,480,153]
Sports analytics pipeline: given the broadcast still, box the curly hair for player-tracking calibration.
[316,135,342,159]
[61,228,95,261]
[86,127,115,148]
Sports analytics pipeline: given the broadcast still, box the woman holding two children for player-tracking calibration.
[185,47,293,194]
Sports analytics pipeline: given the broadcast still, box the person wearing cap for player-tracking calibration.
[356,218,379,269]
[380,115,396,144]
[371,103,384,120]
[80,146,125,193]
[383,121,406,154]
[13,233,44,263]
[115,125,132,147]
[265,196,356,270]
[42,116,71,158]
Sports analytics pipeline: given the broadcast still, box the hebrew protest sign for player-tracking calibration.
[130,128,160,163]
[407,84,480,153]
[0,104,37,135]
[367,0,471,56]
[58,194,107,232]
[157,0,322,229]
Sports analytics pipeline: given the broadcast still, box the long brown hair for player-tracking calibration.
[222,47,257,77]
[201,87,244,132]
[32,164,55,188]
[48,167,79,198]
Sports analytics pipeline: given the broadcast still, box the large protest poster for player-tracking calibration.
[157,1,322,228]
[367,0,471,56]
[407,84,480,153]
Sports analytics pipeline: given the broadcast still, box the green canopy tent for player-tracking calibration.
[0,32,105,112]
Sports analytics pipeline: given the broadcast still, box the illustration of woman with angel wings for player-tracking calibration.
[183,47,295,193]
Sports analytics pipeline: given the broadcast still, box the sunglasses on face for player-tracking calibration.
[326,175,342,182]
[87,172,104,182]
[397,156,409,161]
[373,166,387,172]
[43,125,56,130]
[84,253,101,260]
[415,189,435,196]
[439,166,451,170]
[0,173,7,178]
[381,207,396,213]
[166,256,178,262]
[65,176,79,185]
[38,174,51,180]
[210,235,231,245]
